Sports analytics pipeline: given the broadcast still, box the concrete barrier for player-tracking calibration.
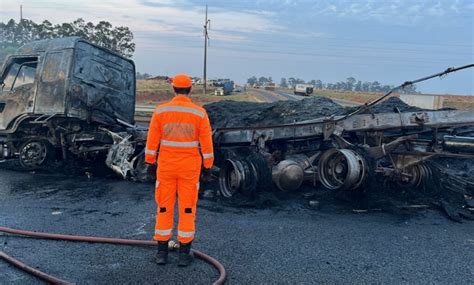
[400,94,444,110]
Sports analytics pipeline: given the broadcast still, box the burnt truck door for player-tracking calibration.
[0,56,39,131]
[34,49,73,115]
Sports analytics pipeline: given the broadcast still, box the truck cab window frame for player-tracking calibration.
[1,57,39,92]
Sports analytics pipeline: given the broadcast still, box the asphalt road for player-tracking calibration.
[1,169,473,284]
[249,88,306,102]
[249,89,288,102]
[249,88,361,107]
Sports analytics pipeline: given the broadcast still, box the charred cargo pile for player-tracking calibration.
[205,96,424,129]
[205,96,474,221]
[205,96,346,128]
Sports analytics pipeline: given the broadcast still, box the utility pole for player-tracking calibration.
[20,5,23,21]
[203,5,210,95]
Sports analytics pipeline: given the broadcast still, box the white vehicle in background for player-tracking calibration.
[191,77,201,84]
[294,84,314,96]
[214,87,224,96]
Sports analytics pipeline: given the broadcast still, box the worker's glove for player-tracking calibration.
[147,163,157,178]
[201,168,213,183]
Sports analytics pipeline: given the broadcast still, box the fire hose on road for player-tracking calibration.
[0,226,227,285]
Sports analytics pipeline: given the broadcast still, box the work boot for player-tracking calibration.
[155,241,169,265]
[178,242,194,267]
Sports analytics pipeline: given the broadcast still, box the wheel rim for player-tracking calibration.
[19,141,49,169]
[218,158,259,198]
[318,149,367,191]
[219,159,244,198]
[397,164,431,188]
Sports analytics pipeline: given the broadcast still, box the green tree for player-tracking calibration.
[381,85,392,92]
[315,80,323,89]
[346,77,356,91]
[136,72,152,80]
[371,81,381,92]
[401,84,418,94]
[37,20,55,39]
[362,82,370,92]
[258,76,269,85]
[280,78,288,88]
[247,76,257,85]
[294,78,305,84]
[0,18,135,61]
[288,77,296,88]
[354,80,362,92]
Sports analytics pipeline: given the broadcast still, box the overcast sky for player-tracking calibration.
[1,0,473,94]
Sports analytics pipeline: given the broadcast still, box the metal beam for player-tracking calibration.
[214,110,474,145]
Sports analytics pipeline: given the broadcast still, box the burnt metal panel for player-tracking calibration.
[214,110,474,145]
[0,86,36,130]
[15,37,80,55]
[70,41,135,125]
[34,49,73,114]
[0,56,39,131]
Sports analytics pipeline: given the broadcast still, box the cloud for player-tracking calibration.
[313,0,472,25]
[245,0,473,26]
[139,0,185,7]
[1,0,282,43]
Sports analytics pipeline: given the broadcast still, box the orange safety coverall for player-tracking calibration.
[145,95,214,244]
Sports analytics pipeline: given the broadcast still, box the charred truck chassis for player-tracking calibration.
[0,37,149,180]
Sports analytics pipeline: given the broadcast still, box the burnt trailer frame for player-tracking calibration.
[210,65,474,197]
[213,108,474,196]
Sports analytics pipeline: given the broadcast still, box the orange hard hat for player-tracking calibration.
[172,74,193,88]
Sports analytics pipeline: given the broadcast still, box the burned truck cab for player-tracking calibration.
[0,37,137,169]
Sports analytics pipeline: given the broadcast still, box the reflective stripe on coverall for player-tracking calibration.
[145,95,214,243]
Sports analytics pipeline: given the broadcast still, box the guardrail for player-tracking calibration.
[135,105,155,123]
[135,105,155,112]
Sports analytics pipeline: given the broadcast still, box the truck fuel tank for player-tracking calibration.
[443,135,474,154]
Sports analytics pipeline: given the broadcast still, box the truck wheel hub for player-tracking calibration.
[19,141,48,168]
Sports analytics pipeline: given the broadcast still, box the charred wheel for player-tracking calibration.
[18,140,54,170]
[130,151,156,183]
[318,148,367,191]
[396,163,431,188]
[218,158,258,198]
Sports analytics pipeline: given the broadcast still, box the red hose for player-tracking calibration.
[0,226,226,285]
[0,250,71,285]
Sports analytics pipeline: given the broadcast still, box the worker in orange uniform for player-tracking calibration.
[145,74,214,267]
